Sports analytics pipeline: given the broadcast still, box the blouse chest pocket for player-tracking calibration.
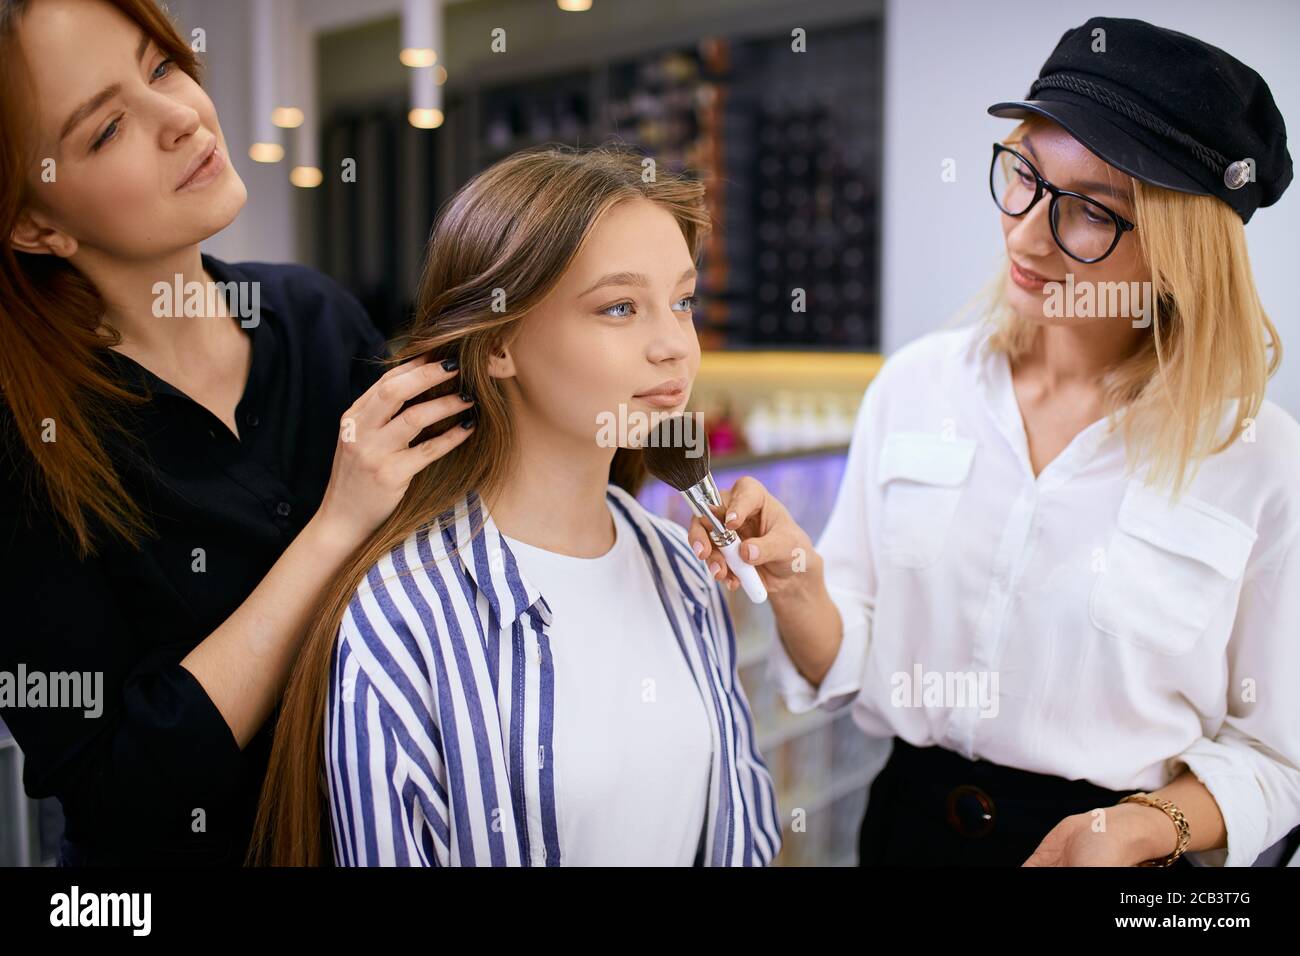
[1089,483,1257,655]
[876,432,977,569]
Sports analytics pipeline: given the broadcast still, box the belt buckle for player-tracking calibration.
[946,784,996,838]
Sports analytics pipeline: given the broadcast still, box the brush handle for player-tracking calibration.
[719,538,768,604]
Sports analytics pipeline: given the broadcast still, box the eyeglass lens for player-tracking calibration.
[992,149,1119,261]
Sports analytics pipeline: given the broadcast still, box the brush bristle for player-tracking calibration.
[640,415,711,491]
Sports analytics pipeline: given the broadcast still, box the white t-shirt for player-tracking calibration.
[501,500,713,866]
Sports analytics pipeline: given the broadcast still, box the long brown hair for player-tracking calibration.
[0,0,202,556]
[249,144,711,865]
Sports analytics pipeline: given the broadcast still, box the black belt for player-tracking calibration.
[858,737,1184,866]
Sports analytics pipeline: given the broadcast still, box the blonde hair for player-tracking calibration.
[982,118,1281,496]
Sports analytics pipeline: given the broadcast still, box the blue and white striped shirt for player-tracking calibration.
[325,483,782,866]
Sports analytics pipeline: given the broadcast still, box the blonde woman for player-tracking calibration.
[251,146,781,867]
[690,17,1300,866]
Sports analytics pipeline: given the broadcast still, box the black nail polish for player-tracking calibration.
[459,415,476,430]
[441,357,459,372]
[459,392,473,404]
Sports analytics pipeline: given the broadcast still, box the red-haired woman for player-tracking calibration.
[0,0,472,864]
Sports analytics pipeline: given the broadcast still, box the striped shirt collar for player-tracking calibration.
[439,483,711,630]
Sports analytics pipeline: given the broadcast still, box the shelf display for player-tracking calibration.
[316,15,883,352]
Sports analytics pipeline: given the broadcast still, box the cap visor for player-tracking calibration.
[988,95,1211,197]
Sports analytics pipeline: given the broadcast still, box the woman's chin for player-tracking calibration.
[1005,275,1051,321]
[195,176,248,239]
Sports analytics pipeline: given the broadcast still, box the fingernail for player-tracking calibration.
[441,357,459,371]
[691,540,704,558]
[459,416,476,430]
[709,562,722,578]
[725,512,738,526]
[459,392,474,404]
[746,543,758,561]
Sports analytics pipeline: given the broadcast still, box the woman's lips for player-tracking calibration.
[634,389,687,409]
[178,146,224,191]
[1009,259,1053,291]
[634,377,688,408]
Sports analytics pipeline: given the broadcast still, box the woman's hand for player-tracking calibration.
[1023,804,1179,866]
[178,355,474,748]
[313,355,475,548]
[688,475,845,688]
[685,475,821,597]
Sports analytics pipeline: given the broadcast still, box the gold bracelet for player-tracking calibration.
[1119,792,1191,866]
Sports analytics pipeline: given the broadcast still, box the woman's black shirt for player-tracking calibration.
[0,255,388,865]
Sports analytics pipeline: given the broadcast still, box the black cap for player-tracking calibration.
[988,17,1292,223]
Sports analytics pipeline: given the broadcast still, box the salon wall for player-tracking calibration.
[179,0,1300,417]
[881,0,1300,418]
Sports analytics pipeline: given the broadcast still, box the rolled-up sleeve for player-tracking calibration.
[767,380,879,714]
[1166,524,1300,867]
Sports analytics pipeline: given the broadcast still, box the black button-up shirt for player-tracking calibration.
[0,254,388,865]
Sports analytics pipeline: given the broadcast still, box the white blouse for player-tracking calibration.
[502,500,713,865]
[770,321,1300,866]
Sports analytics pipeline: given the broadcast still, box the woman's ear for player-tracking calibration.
[485,341,516,380]
[10,211,78,258]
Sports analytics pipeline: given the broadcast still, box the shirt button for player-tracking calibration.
[275,501,292,517]
[246,413,260,428]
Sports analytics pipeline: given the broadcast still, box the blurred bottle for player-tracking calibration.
[703,397,744,458]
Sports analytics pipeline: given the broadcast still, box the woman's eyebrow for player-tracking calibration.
[59,31,151,143]
[579,266,697,297]
[1021,134,1128,202]
[1072,179,1128,201]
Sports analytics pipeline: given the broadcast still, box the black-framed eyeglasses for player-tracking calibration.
[989,143,1136,264]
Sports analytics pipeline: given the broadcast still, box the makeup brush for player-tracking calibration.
[641,415,768,603]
